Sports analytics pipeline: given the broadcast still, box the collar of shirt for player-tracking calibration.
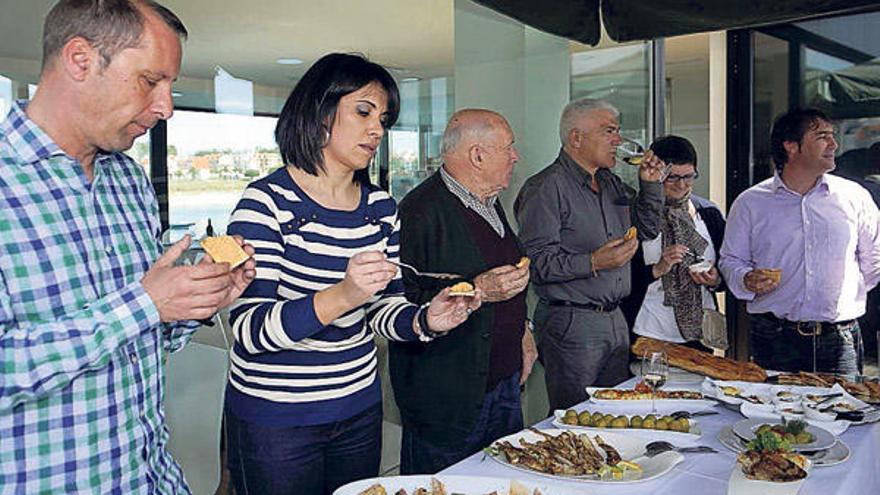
[557,148,613,189]
[440,165,505,237]
[1,100,65,165]
[771,172,831,197]
[3,100,115,193]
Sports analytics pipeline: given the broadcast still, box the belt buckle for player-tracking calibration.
[796,322,821,337]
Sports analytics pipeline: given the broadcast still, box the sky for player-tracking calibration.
[167,110,278,156]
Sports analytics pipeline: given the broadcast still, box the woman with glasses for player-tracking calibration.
[622,135,726,351]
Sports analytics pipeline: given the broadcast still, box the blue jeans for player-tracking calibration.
[750,313,864,374]
[400,372,523,475]
[225,404,382,495]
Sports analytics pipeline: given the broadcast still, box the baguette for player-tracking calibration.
[632,337,767,382]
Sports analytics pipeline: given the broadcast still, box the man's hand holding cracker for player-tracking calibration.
[142,235,256,322]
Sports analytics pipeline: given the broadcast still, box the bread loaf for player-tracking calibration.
[632,337,767,382]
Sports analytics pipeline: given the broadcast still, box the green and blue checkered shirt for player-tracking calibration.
[0,102,198,494]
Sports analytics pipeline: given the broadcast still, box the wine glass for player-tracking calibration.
[616,137,645,166]
[641,351,669,415]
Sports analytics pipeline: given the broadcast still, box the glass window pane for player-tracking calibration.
[571,43,651,188]
[166,110,278,238]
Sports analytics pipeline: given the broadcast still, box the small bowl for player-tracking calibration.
[776,403,805,420]
[773,391,802,405]
[688,260,713,273]
[745,398,776,413]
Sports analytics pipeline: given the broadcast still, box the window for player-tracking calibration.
[571,43,652,188]
[166,110,279,237]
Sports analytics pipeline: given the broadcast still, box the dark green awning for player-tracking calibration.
[473,0,880,45]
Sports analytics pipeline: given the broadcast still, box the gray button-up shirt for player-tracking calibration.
[514,149,664,305]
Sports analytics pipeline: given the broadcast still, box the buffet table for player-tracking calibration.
[440,377,880,494]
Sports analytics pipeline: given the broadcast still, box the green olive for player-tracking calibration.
[578,411,592,426]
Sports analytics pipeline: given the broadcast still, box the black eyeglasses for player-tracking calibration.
[664,172,699,184]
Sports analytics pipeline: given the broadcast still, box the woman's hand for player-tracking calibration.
[652,244,688,278]
[690,266,720,287]
[337,251,398,307]
[424,287,483,333]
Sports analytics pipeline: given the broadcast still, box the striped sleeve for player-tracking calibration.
[365,205,420,341]
[226,186,326,354]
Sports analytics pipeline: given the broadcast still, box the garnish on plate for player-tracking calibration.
[737,430,808,482]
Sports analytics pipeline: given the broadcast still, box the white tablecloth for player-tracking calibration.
[441,377,880,494]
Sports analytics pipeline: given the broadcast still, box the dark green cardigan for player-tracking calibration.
[389,172,524,447]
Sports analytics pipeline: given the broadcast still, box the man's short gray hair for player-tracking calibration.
[441,109,498,157]
[558,98,618,144]
[42,0,188,71]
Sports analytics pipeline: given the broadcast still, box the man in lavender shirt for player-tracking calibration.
[719,108,880,374]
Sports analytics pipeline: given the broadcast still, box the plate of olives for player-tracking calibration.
[553,408,702,441]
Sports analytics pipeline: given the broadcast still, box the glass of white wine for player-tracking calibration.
[616,137,645,166]
[641,351,669,415]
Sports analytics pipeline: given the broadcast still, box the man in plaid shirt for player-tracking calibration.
[0,1,256,493]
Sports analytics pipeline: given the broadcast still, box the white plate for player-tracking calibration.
[487,428,684,484]
[727,458,812,495]
[334,475,557,495]
[551,410,702,441]
[630,364,705,384]
[586,387,717,409]
[717,426,850,467]
[701,378,773,408]
[731,418,836,452]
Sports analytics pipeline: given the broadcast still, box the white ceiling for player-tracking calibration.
[0,0,455,87]
[0,0,713,99]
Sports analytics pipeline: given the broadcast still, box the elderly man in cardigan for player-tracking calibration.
[391,109,537,474]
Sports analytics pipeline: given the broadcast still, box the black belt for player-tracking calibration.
[757,313,856,337]
[546,299,619,312]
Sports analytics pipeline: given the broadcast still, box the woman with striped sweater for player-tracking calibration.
[223,53,481,495]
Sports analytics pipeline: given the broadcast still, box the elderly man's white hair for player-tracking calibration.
[558,98,619,145]
[441,109,501,157]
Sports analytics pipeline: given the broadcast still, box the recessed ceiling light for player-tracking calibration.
[172,91,183,97]
[401,77,420,83]
[276,58,303,65]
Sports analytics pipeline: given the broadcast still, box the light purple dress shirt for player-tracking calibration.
[719,173,880,322]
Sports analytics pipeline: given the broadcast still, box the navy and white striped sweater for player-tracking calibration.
[225,167,420,427]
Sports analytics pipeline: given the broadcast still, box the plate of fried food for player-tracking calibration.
[586,386,717,409]
[484,428,683,484]
[336,476,554,495]
[770,371,880,405]
[728,428,812,495]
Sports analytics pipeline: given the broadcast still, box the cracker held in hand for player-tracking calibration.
[624,226,637,241]
[515,256,531,269]
[448,281,475,297]
[201,235,250,269]
[755,268,782,284]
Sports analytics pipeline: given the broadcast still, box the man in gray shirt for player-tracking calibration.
[515,98,665,410]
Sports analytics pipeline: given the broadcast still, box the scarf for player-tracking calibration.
[660,193,708,341]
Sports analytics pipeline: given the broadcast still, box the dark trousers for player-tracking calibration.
[225,404,382,495]
[534,301,630,411]
[400,372,523,475]
[750,313,864,375]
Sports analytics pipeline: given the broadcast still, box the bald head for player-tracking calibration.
[442,109,507,161]
[441,109,518,201]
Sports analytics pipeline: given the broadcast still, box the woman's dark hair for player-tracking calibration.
[770,107,831,172]
[275,53,400,185]
[649,135,698,169]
